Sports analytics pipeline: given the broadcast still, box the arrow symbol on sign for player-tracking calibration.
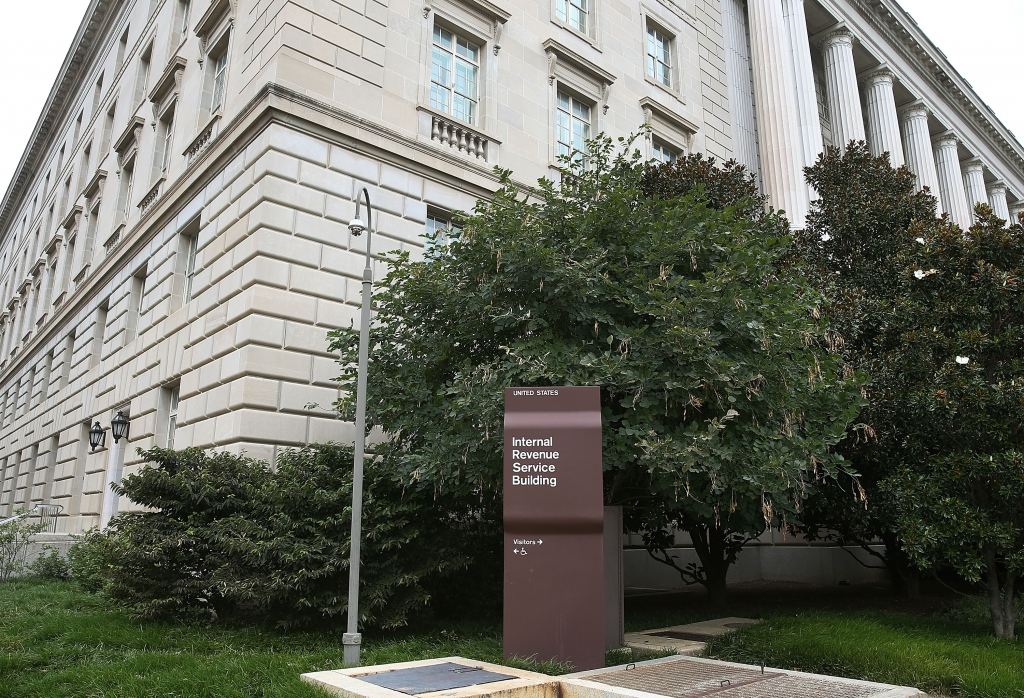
[538,539,543,544]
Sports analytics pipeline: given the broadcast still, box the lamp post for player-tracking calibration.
[343,187,373,667]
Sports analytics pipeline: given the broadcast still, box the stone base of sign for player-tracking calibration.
[623,617,758,655]
[303,654,923,698]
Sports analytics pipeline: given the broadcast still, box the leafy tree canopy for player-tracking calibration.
[331,137,866,604]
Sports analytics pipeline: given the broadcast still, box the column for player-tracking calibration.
[987,183,1011,221]
[962,160,987,222]
[783,0,824,171]
[722,0,760,178]
[933,135,972,229]
[863,68,905,167]
[899,104,942,205]
[99,436,125,529]
[747,0,809,229]
[821,28,866,151]
[1008,200,1024,222]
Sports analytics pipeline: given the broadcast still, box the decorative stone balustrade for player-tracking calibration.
[430,115,489,160]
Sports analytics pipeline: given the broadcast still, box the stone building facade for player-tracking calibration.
[0,0,1022,556]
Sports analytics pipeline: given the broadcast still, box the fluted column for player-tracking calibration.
[962,160,987,223]
[863,68,904,167]
[722,0,760,178]
[747,0,809,228]
[821,28,866,151]
[783,0,823,171]
[987,183,1010,221]
[899,105,942,206]
[1008,200,1024,223]
[933,135,972,229]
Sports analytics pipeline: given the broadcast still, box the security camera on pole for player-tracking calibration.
[343,187,373,667]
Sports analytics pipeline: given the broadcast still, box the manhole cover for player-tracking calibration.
[356,662,517,695]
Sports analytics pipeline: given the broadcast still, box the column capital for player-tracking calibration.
[818,26,855,50]
[961,158,985,175]
[987,182,1007,195]
[862,66,895,86]
[933,132,960,149]
[898,100,931,122]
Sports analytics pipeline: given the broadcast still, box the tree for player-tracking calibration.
[788,142,939,596]
[881,206,1024,638]
[0,510,48,581]
[330,137,865,605]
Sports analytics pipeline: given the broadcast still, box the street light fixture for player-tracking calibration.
[88,421,106,451]
[343,187,373,667]
[111,410,131,443]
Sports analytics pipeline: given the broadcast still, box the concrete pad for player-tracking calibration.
[301,656,559,698]
[564,655,924,698]
[623,617,758,655]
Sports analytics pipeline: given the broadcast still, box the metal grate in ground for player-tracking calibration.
[581,658,893,698]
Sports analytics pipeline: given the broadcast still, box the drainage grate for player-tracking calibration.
[356,663,518,695]
[584,659,887,698]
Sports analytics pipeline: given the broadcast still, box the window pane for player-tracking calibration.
[557,92,570,111]
[432,47,452,86]
[430,83,450,113]
[456,36,478,62]
[455,60,478,100]
[453,94,475,123]
[434,25,453,49]
[556,0,568,23]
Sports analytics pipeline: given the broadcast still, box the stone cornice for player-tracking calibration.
[0,0,124,237]
[194,0,235,40]
[148,56,187,107]
[542,39,617,87]
[849,0,1024,174]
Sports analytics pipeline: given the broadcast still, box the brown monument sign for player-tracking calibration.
[503,386,604,670]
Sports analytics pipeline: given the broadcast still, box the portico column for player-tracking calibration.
[934,135,972,229]
[987,183,1010,221]
[1008,200,1024,223]
[783,0,824,171]
[821,28,866,151]
[899,105,942,205]
[747,0,809,228]
[962,160,987,222]
[863,68,904,167]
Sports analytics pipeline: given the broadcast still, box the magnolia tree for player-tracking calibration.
[788,143,939,596]
[331,137,865,605]
[881,206,1024,639]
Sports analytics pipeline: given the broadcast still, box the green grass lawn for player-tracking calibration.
[3,579,1023,698]
[706,611,1024,698]
[0,579,547,698]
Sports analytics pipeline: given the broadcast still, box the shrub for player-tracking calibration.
[80,444,479,629]
[29,547,72,580]
[0,511,48,581]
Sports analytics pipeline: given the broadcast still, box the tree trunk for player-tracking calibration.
[1003,572,1017,639]
[690,524,732,608]
[881,532,920,599]
[985,546,1011,639]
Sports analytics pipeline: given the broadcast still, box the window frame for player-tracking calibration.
[645,22,673,90]
[555,89,594,167]
[430,22,482,126]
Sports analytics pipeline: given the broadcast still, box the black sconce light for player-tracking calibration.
[88,421,106,451]
[111,410,131,444]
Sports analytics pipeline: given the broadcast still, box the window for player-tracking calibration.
[73,111,83,145]
[556,91,591,163]
[155,107,176,176]
[117,161,135,218]
[646,25,672,88]
[60,177,72,217]
[430,25,480,125]
[134,44,152,107]
[92,74,104,116]
[556,0,588,34]
[183,233,198,303]
[174,0,191,47]
[116,27,129,71]
[425,212,460,251]
[59,333,74,390]
[652,140,678,163]
[101,102,117,155]
[166,386,180,450]
[77,143,92,192]
[210,48,228,112]
[126,266,146,343]
[38,349,53,406]
[90,302,107,369]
